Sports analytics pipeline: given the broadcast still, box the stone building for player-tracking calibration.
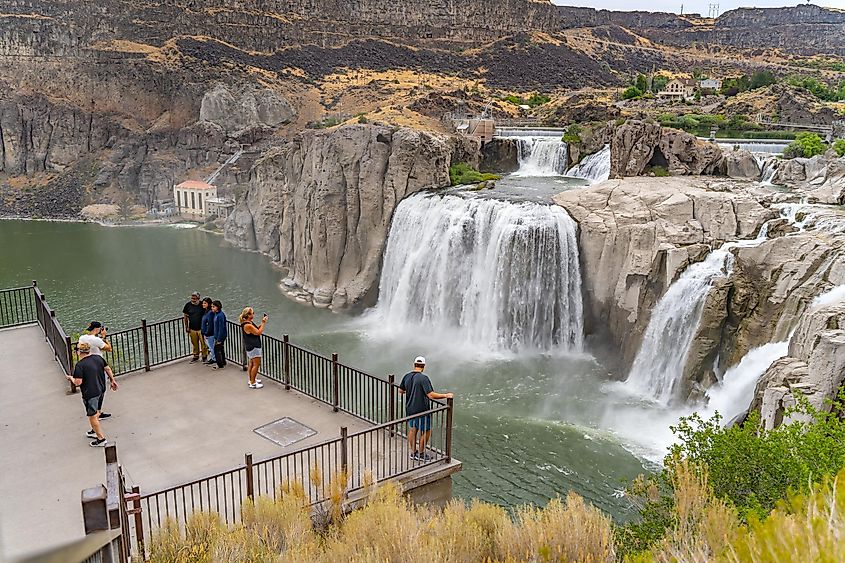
[206,197,236,219]
[658,79,697,101]
[173,180,217,218]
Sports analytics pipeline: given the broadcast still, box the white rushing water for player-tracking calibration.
[372,192,584,353]
[513,137,569,177]
[566,144,611,184]
[624,249,735,404]
[759,156,779,185]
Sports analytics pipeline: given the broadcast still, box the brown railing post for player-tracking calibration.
[340,427,348,475]
[131,485,145,561]
[245,453,254,500]
[332,353,339,412]
[388,374,395,436]
[81,485,117,563]
[141,319,151,372]
[445,398,454,463]
[67,335,77,393]
[282,334,291,390]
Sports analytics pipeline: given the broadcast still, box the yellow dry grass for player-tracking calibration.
[89,40,157,54]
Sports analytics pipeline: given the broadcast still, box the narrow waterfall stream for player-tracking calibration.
[566,144,611,184]
[624,249,735,404]
[372,191,584,353]
[513,137,569,177]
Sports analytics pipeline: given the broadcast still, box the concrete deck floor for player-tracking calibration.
[0,324,460,560]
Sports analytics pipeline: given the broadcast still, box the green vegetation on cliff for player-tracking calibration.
[784,132,828,158]
[449,163,500,186]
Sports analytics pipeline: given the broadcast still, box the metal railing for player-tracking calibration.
[0,283,456,560]
[129,401,453,556]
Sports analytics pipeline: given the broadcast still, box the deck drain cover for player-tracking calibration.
[254,417,317,447]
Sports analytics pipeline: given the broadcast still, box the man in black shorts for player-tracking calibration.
[399,356,453,462]
[67,342,110,447]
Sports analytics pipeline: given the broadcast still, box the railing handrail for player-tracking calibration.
[13,528,122,563]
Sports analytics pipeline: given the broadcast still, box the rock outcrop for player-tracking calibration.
[750,295,845,430]
[723,150,762,179]
[553,176,770,364]
[199,83,295,140]
[224,124,455,310]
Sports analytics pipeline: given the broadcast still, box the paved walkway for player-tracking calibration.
[0,325,378,559]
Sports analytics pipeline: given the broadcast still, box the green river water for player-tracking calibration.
[0,219,652,519]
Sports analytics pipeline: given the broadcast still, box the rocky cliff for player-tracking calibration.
[224,125,460,310]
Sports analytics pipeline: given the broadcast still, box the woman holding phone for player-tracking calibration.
[239,307,267,389]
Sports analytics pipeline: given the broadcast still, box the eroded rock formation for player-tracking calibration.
[224,124,459,310]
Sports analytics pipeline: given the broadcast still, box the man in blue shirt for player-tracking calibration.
[399,356,453,462]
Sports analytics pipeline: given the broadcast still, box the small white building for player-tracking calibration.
[699,78,722,91]
[173,180,217,218]
[658,79,697,101]
[206,197,236,219]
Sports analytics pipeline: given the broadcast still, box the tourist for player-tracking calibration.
[78,321,118,424]
[66,342,111,447]
[398,356,453,462]
[183,291,208,363]
[201,297,217,365]
[239,307,266,389]
[211,300,227,369]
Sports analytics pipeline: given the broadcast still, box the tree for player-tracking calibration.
[784,132,827,158]
[117,193,134,220]
[635,74,648,93]
[622,86,643,100]
[651,75,669,93]
[750,70,776,90]
[833,139,845,157]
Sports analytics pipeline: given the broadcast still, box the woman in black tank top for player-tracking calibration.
[239,307,268,389]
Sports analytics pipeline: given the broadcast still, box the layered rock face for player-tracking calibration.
[609,121,725,177]
[750,297,845,430]
[552,176,770,364]
[224,125,456,310]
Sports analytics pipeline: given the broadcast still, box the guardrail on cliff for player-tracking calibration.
[4,282,456,561]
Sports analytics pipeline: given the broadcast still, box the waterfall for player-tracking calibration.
[625,249,735,404]
[513,137,569,177]
[373,192,584,353]
[566,145,611,184]
[705,341,789,421]
[759,157,779,185]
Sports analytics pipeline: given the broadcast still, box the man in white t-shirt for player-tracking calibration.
[79,321,118,426]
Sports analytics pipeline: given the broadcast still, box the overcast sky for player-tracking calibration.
[551,0,845,16]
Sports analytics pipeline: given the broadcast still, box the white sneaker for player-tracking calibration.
[249,382,264,389]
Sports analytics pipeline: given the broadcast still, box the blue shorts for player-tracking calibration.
[408,415,432,432]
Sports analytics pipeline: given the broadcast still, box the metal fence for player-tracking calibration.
[2,283,456,561]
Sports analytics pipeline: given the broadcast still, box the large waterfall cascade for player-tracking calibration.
[373,192,584,353]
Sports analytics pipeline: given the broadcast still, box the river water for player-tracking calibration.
[0,218,649,519]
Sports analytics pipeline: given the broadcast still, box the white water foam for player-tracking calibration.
[566,144,611,184]
[512,137,569,177]
[813,285,845,308]
[369,192,584,354]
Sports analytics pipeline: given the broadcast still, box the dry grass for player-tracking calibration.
[146,476,615,563]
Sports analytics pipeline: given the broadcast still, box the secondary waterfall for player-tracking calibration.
[374,192,584,353]
[625,249,735,404]
[513,137,568,177]
[759,156,779,185]
[566,145,611,184]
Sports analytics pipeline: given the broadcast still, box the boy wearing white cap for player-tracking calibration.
[398,356,453,462]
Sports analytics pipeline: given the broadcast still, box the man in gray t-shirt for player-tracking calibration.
[398,356,453,462]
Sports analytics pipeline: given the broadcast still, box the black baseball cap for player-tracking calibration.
[86,321,102,331]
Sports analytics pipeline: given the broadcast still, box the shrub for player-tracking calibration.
[526,93,550,107]
[635,74,648,92]
[502,94,523,105]
[622,86,643,100]
[651,166,670,177]
[562,123,582,144]
[750,70,777,90]
[651,75,669,93]
[833,139,845,157]
[784,132,827,158]
[449,163,500,186]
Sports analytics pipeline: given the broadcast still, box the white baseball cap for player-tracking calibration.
[414,356,426,365]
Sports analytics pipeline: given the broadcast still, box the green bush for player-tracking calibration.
[833,139,845,157]
[750,70,777,90]
[622,86,643,100]
[502,93,550,108]
[784,132,827,158]
[787,75,845,102]
[448,163,500,186]
[635,74,648,92]
[651,75,669,93]
[562,124,582,144]
[650,166,669,177]
[503,94,523,106]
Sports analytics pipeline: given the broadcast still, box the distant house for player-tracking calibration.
[699,78,722,91]
[658,79,697,101]
[174,180,217,219]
